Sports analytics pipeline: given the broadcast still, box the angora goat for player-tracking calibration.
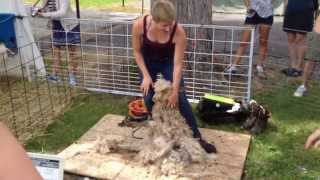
[138,79,207,176]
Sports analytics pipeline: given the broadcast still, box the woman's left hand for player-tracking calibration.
[167,91,179,109]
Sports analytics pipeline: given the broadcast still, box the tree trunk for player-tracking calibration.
[170,0,212,24]
[151,0,212,24]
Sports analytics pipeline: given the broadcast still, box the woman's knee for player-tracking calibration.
[259,37,268,47]
[144,92,154,112]
[295,34,307,44]
[287,33,296,44]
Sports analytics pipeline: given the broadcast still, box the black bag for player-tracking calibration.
[197,97,248,124]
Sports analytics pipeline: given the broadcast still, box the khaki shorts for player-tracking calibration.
[306,32,320,61]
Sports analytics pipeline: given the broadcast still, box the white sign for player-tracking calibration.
[28,153,64,180]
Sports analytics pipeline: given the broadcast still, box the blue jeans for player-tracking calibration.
[140,57,202,138]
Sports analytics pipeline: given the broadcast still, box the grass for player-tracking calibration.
[244,84,320,179]
[193,83,320,179]
[26,92,130,152]
[25,83,320,179]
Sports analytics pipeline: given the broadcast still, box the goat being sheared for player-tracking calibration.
[138,79,215,176]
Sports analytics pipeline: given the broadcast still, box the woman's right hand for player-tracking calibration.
[141,76,153,96]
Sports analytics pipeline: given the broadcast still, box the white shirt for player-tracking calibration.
[40,0,78,31]
[251,0,274,18]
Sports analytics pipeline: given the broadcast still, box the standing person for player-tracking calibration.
[282,0,318,77]
[132,0,216,153]
[225,0,274,77]
[36,0,80,86]
[0,122,42,180]
[294,14,320,97]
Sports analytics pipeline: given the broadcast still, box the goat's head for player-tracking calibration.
[153,79,173,104]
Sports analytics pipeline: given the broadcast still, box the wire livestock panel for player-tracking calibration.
[33,18,254,102]
[0,41,74,141]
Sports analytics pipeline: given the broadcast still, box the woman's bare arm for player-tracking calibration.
[0,123,42,180]
[172,25,186,95]
[132,17,153,95]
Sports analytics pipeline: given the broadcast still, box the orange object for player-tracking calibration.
[128,99,148,116]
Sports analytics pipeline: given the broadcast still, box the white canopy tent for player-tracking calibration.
[0,0,46,78]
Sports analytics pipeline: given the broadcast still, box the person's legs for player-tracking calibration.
[226,12,258,74]
[294,60,316,97]
[67,45,78,86]
[68,45,78,75]
[50,20,65,82]
[52,45,61,75]
[140,59,215,153]
[176,89,217,153]
[257,24,271,66]
[160,60,202,138]
[177,90,202,138]
[144,89,155,113]
[234,29,252,65]
[302,60,316,86]
[140,60,158,113]
[287,32,297,69]
[48,45,62,82]
[295,33,308,71]
[283,32,305,77]
[65,24,81,86]
[224,29,252,74]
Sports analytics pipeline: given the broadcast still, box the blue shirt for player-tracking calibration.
[286,0,317,13]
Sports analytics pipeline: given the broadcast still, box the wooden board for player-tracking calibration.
[59,114,251,180]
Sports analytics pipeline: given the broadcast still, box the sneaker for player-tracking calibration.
[199,139,217,153]
[224,65,238,75]
[294,85,307,97]
[69,74,77,86]
[282,68,302,77]
[256,65,264,73]
[292,69,303,77]
[47,75,60,83]
[256,65,266,78]
[281,68,293,76]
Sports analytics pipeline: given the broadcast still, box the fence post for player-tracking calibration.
[75,0,80,18]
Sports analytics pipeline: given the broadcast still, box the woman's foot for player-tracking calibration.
[199,138,217,153]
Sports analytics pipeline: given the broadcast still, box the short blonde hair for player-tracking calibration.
[151,0,176,23]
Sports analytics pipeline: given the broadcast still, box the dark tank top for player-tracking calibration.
[141,15,177,60]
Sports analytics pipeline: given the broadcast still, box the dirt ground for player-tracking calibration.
[0,75,76,142]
